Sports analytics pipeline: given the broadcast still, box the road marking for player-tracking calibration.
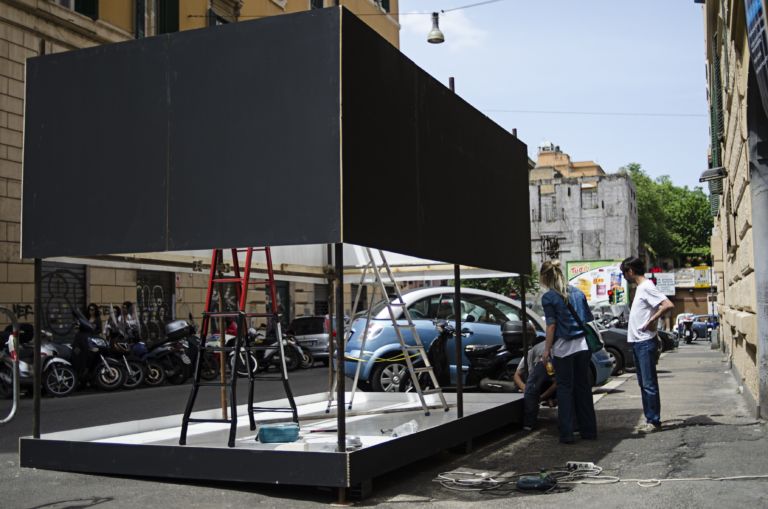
[593,373,632,404]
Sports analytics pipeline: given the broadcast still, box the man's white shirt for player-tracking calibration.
[627,280,667,343]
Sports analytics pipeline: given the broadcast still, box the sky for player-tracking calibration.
[397,0,710,190]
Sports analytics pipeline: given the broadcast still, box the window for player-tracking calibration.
[407,295,441,320]
[581,188,598,209]
[434,294,520,325]
[55,0,99,19]
[158,0,179,34]
[542,195,558,222]
[351,284,368,313]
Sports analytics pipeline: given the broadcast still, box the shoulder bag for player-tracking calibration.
[563,294,604,353]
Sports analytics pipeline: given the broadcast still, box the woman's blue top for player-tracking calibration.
[541,286,594,340]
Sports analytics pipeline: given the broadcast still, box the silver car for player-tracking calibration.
[287,316,331,365]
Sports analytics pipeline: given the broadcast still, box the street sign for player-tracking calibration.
[655,273,676,296]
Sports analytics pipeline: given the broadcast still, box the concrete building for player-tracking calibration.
[702,0,768,418]
[0,0,399,341]
[529,142,639,266]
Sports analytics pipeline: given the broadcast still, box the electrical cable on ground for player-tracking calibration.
[434,465,768,494]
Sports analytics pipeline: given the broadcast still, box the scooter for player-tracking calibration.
[1,325,78,397]
[71,310,125,391]
[400,320,532,393]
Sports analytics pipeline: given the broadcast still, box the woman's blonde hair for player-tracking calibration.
[539,259,568,298]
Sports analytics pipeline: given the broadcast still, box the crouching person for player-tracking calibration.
[514,340,557,431]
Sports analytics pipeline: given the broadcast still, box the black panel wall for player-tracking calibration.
[24,36,170,257]
[340,10,530,274]
[23,9,342,258]
[23,7,531,275]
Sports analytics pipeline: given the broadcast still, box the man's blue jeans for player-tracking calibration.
[523,362,553,428]
[632,339,661,425]
[553,349,596,442]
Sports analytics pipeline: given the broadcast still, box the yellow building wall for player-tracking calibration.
[240,0,399,48]
[180,0,209,31]
[99,0,134,34]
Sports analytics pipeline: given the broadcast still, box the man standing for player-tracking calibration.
[621,257,674,432]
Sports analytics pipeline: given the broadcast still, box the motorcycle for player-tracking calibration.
[400,320,532,393]
[71,310,125,391]
[0,325,78,398]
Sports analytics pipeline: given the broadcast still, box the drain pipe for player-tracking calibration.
[747,64,768,419]
[0,308,20,424]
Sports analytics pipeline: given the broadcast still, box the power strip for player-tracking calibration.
[566,461,596,470]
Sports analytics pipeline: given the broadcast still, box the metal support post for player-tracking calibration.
[454,264,463,419]
[33,258,42,438]
[520,275,529,359]
[334,243,346,452]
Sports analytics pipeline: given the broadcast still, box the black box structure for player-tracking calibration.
[23,7,530,274]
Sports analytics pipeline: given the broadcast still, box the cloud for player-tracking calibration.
[400,10,488,51]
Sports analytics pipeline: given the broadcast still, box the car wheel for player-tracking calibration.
[605,346,623,376]
[371,361,407,392]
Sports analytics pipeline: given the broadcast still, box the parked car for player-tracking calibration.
[344,287,613,392]
[691,314,719,340]
[286,315,332,365]
[595,305,663,375]
[674,313,695,339]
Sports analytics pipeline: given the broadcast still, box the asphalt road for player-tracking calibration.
[0,364,332,453]
[2,342,766,508]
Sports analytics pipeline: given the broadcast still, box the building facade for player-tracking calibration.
[0,0,399,341]
[529,142,639,267]
[703,0,768,418]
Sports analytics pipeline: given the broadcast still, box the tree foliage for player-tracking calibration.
[458,262,540,299]
[624,163,712,265]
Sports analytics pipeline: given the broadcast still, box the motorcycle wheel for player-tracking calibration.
[200,352,220,381]
[282,349,299,372]
[43,364,77,397]
[229,351,258,378]
[144,360,166,386]
[93,363,125,391]
[166,355,189,385]
[121,360,145,390]
[299,350,314,369]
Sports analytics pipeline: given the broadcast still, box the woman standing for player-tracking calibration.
[85,303,102,333]
[539,260,597,444]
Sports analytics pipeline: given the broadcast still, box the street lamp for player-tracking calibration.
[427,12,445,44]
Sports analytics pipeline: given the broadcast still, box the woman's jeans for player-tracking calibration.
[553,349,597,441]
[632,338,661,425]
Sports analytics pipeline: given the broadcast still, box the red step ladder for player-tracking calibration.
[179,246,298,448]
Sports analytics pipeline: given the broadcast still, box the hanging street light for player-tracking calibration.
[427,12,445,44]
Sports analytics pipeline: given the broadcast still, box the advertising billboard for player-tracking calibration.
[565,260,629,306]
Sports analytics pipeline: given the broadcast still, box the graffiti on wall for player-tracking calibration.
[135,271,174,343]
[41,264,85,341]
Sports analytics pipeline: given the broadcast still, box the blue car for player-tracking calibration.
[344,287,613,392]
[691,314,719,340]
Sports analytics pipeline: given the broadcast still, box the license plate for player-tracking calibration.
[181,353,191,365]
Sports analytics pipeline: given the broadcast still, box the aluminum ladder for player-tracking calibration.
[335,248,449,415]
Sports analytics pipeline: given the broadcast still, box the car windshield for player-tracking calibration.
[289,317,325,335]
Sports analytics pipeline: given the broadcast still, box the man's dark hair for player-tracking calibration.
[620,257,645,275]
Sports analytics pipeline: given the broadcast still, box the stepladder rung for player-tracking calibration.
[251,407,296,413]
[394,323,416,328]
[403,345,426,351]
[412,366,433,374]
[187,418,233,424]
[212,277,244,284]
